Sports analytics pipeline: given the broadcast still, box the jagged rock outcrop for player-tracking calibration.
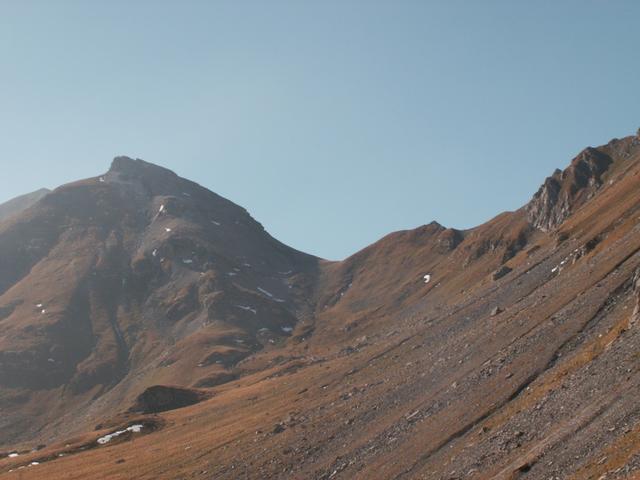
[526,147,614,231]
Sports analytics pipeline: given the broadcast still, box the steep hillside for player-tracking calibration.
[1,131,640,480]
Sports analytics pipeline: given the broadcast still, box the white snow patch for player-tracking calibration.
[29,462,39,466]
[551,266,559,273]
[97,424,144,445]
[8,453,18,458]
[281,326,293,333]
[257,287,274,298]
[211,220,221,226]
[257,287,285,303]
[165,227,172,232]
[182,259,193,264]
[158,205,165,213]
[36,303,43,308]
[152,249,158,257]
[423,274,431,284]
[235,305,257,315]
[99,177,105,183]
[41,309,46,314]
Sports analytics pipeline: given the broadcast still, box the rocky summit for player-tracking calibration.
[1,131,640,480]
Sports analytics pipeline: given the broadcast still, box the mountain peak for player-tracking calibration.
[108,156,179,179]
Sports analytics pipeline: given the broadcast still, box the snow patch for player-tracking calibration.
[235,305,257,315]
[281,326,293,333]
[211,220,221,226]
[182,259,193,264]
[257,287,274,298]
[165,228,172,233]
[257,287,285,303]
[8,453,18,458]
[423,274,431,284]
[97,424,144,445]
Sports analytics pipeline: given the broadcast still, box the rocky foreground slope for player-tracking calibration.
[1,131,640,479]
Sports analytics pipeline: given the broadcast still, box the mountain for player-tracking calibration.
[0,157,318,446]
[1,131,640,480]
[0,188,50,223]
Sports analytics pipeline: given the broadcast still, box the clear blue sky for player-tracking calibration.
[1,1,639,260]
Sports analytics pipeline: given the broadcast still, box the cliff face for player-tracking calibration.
[526,147,613,231]
[526,134,640,232]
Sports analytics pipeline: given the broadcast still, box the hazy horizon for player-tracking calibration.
[1,1,639,259]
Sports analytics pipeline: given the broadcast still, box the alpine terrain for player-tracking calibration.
[1,130,640,480]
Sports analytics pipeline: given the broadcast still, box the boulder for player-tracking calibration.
[129,385,210,414]
[492,266,513,281]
